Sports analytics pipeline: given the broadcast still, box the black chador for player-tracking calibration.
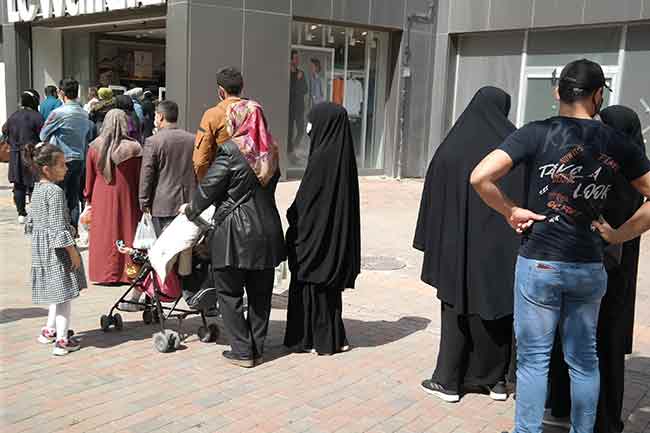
[284,102,361,355]
[414,87,527,397]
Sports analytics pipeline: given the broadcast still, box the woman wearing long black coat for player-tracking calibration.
[2,90,44,223]
[284,102,361,356]
[414,87,527,403]
[184,100,285,368]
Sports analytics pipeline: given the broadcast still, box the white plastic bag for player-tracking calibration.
[133,213,157,250]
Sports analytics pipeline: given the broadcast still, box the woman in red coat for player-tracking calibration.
[84,109,142,285]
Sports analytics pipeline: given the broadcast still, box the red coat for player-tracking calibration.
[84,147,142,284]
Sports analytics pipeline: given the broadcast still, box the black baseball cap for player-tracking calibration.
[559,59,612,92]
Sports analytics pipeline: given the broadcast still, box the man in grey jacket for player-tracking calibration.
[139,100,196,235]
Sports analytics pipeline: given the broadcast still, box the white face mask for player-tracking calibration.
[306,122,313,135]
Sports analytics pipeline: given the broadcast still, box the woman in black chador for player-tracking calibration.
[547,105,646,433]
[284,102,361,355]
[414,87,526,403]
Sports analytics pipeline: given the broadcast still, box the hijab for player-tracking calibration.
[98,88,113,101]
[413,86,526,319]
[21,90,40,111]
[599,105,646,354]
[225,99,279,186]
[90,109,142,183]
[116,95,134,112]
[286,102,361,290]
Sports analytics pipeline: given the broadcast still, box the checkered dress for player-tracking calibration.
[26,182,87,304]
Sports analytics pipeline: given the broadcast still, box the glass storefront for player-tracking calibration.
[289,21,388,172]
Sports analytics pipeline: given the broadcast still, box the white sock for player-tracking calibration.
[55,301,71,341]
[46,304,57,330]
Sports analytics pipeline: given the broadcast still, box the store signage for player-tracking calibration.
[6,0,166,23]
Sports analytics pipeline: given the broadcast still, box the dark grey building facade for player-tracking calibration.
[1,1,649,178]
[1,0,437,178]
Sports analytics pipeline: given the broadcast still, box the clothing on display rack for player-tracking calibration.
[344,78,364,117]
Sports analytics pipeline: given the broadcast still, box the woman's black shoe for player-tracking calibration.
[222,350,255,368]
[420,379,460,403]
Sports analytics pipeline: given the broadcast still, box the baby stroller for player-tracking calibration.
[100,242,220,353]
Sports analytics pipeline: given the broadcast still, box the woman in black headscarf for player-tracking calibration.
[547,105,646,433]
[2,90,44,223]
[414,86,526,403]
[284,102,361,355]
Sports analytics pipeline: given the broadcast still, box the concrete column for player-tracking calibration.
[1,22,32,121]
[32,27,63,98]
[165,0,291,173]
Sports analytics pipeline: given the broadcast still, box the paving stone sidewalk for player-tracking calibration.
[1,166,649,433]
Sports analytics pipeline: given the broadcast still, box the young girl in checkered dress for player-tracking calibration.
[26,143,87,356]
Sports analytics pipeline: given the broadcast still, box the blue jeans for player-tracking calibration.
[514,256,607,433]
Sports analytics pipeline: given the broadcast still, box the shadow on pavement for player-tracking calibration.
[343,316,431,348]
[0,307,49,324]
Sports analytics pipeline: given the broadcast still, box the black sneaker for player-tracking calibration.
[485,382,508,401]
[420,379,460,403]
[222,350,255,368]
[542,410,571,429]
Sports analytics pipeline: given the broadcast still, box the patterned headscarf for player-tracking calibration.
[226,100,279,186]
[91,109,142,183]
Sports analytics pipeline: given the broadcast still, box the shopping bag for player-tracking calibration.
[79,205,92,226]
[133,213,157,250]
[77,206,91,249]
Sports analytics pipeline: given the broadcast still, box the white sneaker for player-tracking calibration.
[18,216,26,224]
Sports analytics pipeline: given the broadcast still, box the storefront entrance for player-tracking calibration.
[288,21,390,177]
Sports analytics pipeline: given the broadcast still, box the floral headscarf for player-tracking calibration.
[226,100,279,186]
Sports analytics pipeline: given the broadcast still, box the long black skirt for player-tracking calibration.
[283,279,349,355]
[432,302,513,392]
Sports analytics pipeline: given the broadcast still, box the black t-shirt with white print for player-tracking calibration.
[499,116,650,263]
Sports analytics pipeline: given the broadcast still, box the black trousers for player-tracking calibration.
[213,268,275,358]
[432,303,512,392]
[13,183,31,217]
[59,160,84,228]
[288,106,305,154]
[152,216,175,237]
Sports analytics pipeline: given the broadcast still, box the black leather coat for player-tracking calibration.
[185,141,286,270]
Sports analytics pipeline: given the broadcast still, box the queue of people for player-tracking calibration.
[421,58,650,433]
[4,56,650,433]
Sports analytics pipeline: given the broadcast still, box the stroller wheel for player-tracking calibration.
[198,326,211,343]
[153,331,171,353]
[113,313,123,331]
[167,330,182,350]
[198,324,219,343]
[100,315,111,332]
[208,324,220,342]
[142,310,153,325]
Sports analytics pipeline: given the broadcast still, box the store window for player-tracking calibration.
[620,24,650,153]
[519,27,622,125]
[289,21,388,171]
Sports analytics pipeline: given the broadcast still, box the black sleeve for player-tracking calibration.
[498,124,539,167]
[618,134,650,182]
[185,148,231,221]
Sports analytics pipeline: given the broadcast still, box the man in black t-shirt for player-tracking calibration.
[470,59,650,433]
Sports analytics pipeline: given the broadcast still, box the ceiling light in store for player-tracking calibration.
[362,31,368,36]
[310,25,318,30]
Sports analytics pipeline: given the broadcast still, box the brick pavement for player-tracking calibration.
[1,165,650,433]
